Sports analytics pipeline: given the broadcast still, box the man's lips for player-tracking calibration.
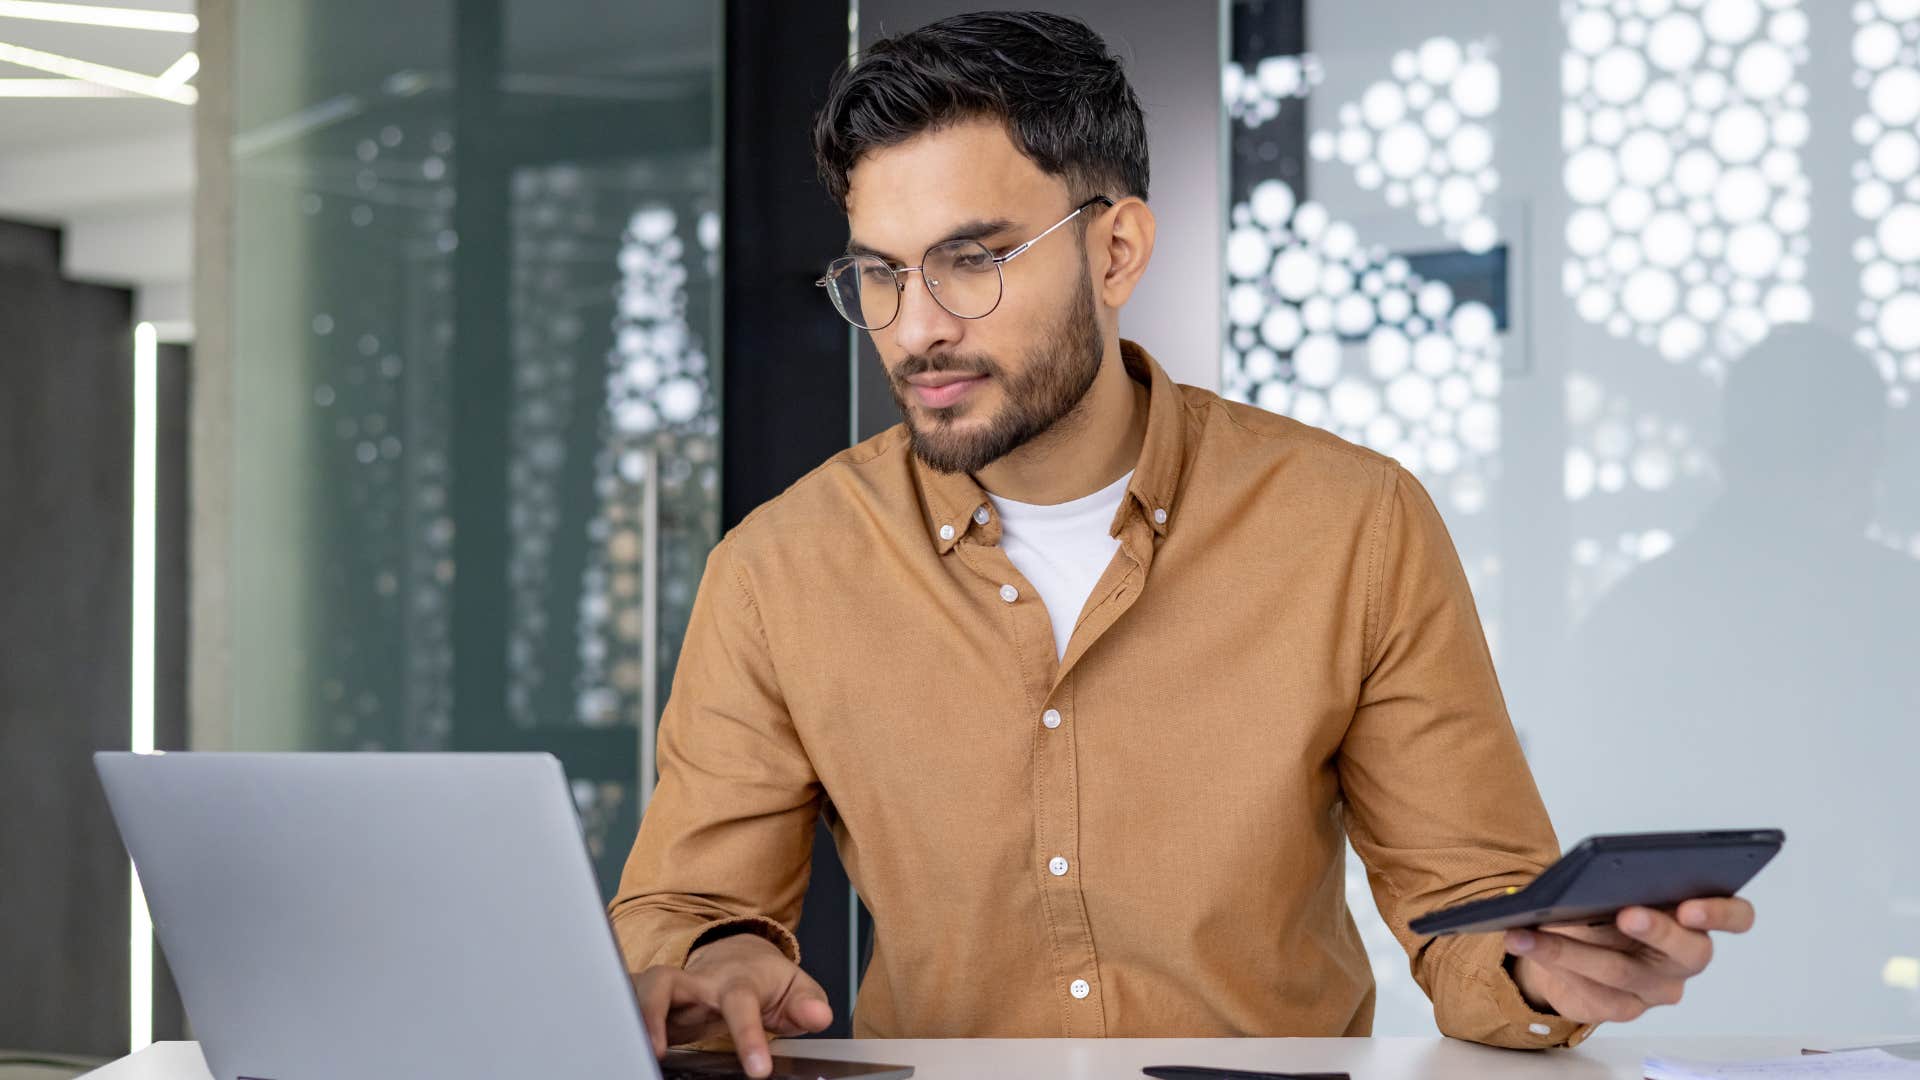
[909,373,988,408]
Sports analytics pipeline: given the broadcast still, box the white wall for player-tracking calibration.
[1298,0,1920,1039]
[1103,0,1225,391]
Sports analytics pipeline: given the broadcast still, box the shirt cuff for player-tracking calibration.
[1446,932,1599,1049]
[663,916,804,1054]
[1494,951,1598,1048]
[675,914,803,970]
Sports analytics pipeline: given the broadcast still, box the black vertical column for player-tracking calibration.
[721,0,860,1036]
[721,1,854,527]
[448,0,515,750]
[1228,0,1308,208]
[0,220,134,1057]
[152,340,192,1042]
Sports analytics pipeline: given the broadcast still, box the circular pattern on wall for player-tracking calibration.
[1852,0,1920,409]
[1563,372,1714,503]
[1310,37,1503,253]
[1561,0,1813,376]
[1225,52,1325,128]
[573,200,720,729]
[1570,528,1681,623]
[1223,178,1504,517]
[608,204,711,443]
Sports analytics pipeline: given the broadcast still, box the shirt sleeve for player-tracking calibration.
[606,534,818,975]
[1337,464,1597,1050]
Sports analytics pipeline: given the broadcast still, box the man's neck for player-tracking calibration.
[973,342,1149,506]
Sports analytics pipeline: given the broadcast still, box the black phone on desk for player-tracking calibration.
[1408,829,1784,936]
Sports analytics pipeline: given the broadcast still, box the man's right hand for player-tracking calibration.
[630,932,835,1079]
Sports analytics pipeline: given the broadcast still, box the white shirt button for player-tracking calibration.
[1069,978,1091,999]
[974,506,991,525]
[938,524,955,541]
[1528,1022,1552,1037]
[1153,507,1168,524]
[1042,709,1062,729]
[1048,855,1069,876]
[999,583,1018,603]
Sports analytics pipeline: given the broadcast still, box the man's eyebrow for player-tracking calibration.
[845,217,1022,263]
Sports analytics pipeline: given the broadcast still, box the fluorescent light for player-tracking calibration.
[154,50,196,88]
[148,319,193,344]
[130,321,157,1053]
[0,77,134,96]
[0,39,196,104]
[0,1,195,33]
[132,321,155,758]
[129,861,153,1051]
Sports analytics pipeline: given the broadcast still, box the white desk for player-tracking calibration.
[83,1035,1830,1079]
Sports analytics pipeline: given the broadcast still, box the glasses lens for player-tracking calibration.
[925,240,1002,319]
[824,256,899,330]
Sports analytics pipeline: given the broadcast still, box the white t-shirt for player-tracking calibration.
[986,470,1133,661]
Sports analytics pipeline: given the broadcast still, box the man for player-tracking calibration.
[609,12,1754,1078]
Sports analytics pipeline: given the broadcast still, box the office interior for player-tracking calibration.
[2,0,1916,1072]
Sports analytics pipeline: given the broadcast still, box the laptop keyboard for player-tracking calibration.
[656,1048,898,1079]
[659,1066,815,1080]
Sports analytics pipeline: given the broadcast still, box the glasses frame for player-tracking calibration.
[815,194,1115,331]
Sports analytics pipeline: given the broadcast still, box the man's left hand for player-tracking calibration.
[1505,897,1756,1023]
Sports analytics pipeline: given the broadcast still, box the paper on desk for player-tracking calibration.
[1643,1049,1920,1079]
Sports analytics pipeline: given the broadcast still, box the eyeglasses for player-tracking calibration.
[815,195,1114,331]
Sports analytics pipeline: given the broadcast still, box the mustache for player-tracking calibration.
[892,352,1001,382]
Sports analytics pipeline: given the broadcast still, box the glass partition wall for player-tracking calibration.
[1229,0,1919,1038]
[225,0,721,895]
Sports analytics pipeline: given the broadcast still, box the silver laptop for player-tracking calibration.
[95,751,911,1080]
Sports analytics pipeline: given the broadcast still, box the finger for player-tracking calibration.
[660,973,727,1047]
[1535,922,1637,951]
[1507,927,1684,1005]
[769,969,835,1035]
[1677,896,1755,934]
[716,982,774,1079]
[635,973,674,1057]
[1616,906,1713,976]
[1538,902,1681,938]
[1540,959,1661,1022]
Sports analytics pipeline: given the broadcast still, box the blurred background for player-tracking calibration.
[2,0,1915,1066]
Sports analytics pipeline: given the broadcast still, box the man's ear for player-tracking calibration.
[1094,197,1155,311]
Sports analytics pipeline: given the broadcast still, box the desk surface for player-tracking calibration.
[83,1035,1833,1080]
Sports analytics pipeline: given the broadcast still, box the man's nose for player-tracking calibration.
[887,268,966,357]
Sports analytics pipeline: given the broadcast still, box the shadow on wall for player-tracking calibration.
[1543,324,1920,1035]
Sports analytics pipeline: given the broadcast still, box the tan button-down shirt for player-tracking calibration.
[609,340,1592,1050]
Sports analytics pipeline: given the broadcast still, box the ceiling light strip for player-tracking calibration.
[0,38,195,103]
[129,320,158,1054]
[154,49,196,87]
[0,76,134,96]
[0,0,195,33]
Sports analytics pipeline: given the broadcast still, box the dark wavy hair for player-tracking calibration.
[811,10,1150,212]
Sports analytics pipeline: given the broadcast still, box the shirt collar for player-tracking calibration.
[913,339,1188,554]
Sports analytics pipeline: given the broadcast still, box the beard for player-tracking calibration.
[888,264,1104,476]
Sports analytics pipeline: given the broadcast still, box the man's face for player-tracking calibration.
[844,118,1106,475]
